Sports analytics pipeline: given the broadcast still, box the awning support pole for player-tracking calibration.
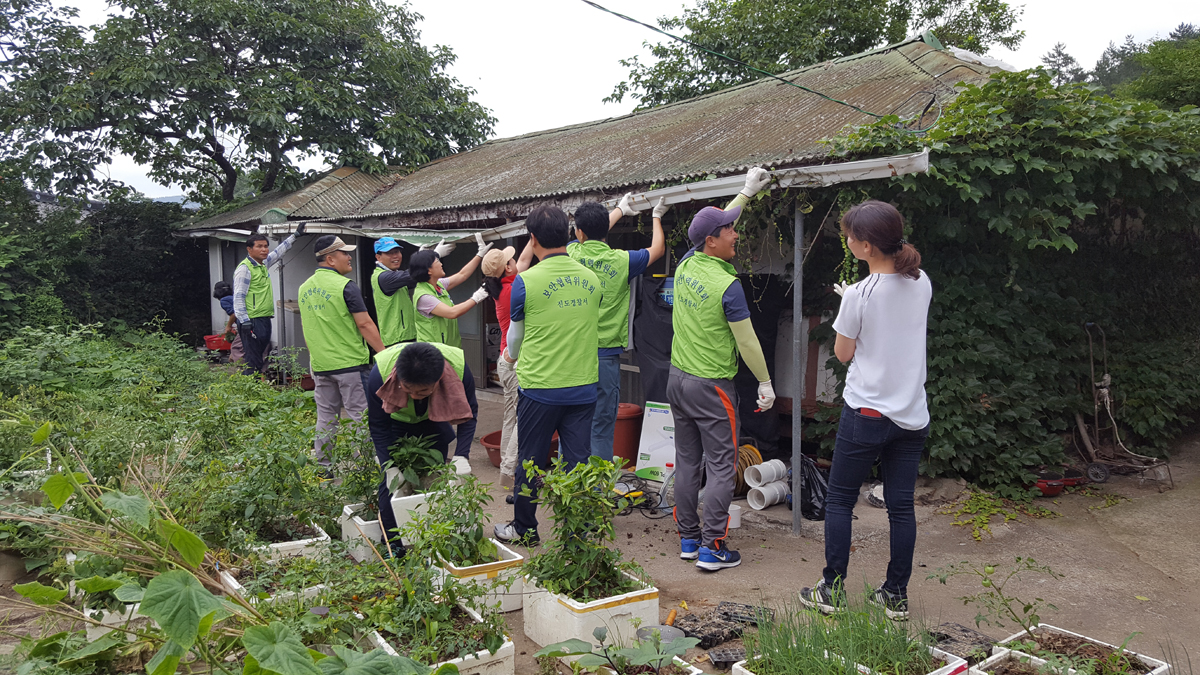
[792,205,805,536]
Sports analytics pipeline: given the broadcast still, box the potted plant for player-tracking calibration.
[218,551,334,606]
[826,598,967,675]
[330,420,386,562]
[384,435,447,531]
[403,474,525,612]
[536,625,703,674]
[61,551,155,642]
[521,457,659,654]
[932,558,1167,675]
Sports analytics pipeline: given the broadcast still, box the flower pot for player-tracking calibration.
[300,374,316,391]
[523,571,659,665]
[734,651,855,675]
[368,603,515,675]
[252,522,330,561]
[338,503,385,562]
[218,568,326,606]
[482,430,503,468]
[1035,479,1064,497]
[840,644,967,675]
[434,539,525,613]
[998,625,1168,675]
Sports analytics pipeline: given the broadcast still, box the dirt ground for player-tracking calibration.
[3,391,1197,671]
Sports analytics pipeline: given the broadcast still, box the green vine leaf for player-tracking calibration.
[155,519,207,567]
[13,581,67,606]
[100,491,153,529]
[242,622,322,675]
[40,472,86,509]
[138,570,223,649]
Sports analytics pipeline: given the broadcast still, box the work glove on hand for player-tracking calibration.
[238,322,255,340]
[294,222,306,237]
[475,232,493,258]
[652,197,669,219]
[833,283,849,297]
[740,167,771,198]
[433,239,455,258]
[756,380,776,411]
[617,192,637,217]
[470,286,489,304]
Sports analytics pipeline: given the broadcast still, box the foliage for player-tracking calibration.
[823,70,1200,492]
[1121,36,1200,110]
[385,435,444,495]
[929,557,1063,641]
[1041,43,1089,87]
[939,489,1058,541]
[605,0,1024,109]
[329,418,383,514]
[535,625,701,674]
[403,474,498,568]
[521,457,644,603]
[0,0,495,203]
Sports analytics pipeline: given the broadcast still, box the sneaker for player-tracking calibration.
[695,541,741,571]
[493,521,539,546]
[868,586,909,621]
[680,537,700,560]
[799,579,844,615]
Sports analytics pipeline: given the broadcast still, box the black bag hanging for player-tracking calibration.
[788,456,829,521]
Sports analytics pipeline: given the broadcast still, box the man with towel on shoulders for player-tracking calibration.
[366,341,479,557]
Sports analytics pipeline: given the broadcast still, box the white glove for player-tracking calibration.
[433,239,455,258]
[652,197,669,219]
[470,286,489,304]
[833,283,849,297]
[474,232,493,258]
[756,380,776,411]
[617,192,637,217]
[740,167,771,198]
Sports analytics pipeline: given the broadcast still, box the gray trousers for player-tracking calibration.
[497,356,520,477]
[666,365,738,549]
[314,369,369,465]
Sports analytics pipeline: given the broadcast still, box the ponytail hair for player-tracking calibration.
[483,276,503,300]
[841,200,922,280]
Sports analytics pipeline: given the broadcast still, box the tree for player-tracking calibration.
[0,0,495,205]
[1040,42,1087,86]
[1168,22,1198,42]
[1122,33,1200,110]
[1091,36,1146,92]
[605,0,1024,109]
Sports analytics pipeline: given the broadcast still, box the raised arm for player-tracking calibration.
[647,198,668,265]
[608,192,636,231]
[430,286,489,320]
[442,233,492,290]
[516,239,535,273]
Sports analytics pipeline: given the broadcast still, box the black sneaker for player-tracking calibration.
[868,586,909,620]
[799,579,844,615]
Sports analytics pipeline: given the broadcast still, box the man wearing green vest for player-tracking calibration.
[567,194,667,462]
[298,235,386,469]
[670,167,776,572]
[233,225,304,376]
[494,205,603,545]
[371,237,421,346]
[367,341,479,556]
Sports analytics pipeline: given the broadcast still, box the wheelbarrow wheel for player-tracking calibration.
[1086,462,1110,484]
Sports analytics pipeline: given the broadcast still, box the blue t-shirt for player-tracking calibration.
[219,295,235,316]
[510,272,598,405]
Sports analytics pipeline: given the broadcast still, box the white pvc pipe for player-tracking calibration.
[745,459,788,488]
[747,480,791,511]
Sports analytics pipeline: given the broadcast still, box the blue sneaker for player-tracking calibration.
[696,541,740,571]
[680,537,700,560]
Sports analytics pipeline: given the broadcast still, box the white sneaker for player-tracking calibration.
[451,456,471,476]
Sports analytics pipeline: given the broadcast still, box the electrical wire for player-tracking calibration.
[615,472,673,519]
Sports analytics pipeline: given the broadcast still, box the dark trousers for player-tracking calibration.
[511,393,595,537]
[823,406,929,596]
[240,317,273,376]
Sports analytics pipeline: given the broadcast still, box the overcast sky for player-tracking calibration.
[70,0,1194,198]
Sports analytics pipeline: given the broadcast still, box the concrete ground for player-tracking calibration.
[465,390,1200,672]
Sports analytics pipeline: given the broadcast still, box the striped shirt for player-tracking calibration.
[232,234,296,323]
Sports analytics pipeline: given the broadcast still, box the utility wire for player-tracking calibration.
[579,0,886,118]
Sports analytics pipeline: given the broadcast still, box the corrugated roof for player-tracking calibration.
[356,40,1001,219]
[182,166,399,230]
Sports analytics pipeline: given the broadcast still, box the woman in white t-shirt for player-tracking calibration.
[800,200,932,621]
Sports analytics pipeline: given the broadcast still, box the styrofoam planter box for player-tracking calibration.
[523,571,660,659]
[857,646,967,675]
[998,625,1168,675]
[970,648,1079,675]
[82,602,155,642]
[367,604,515,675]
[602,658,702,674]
[434,539,525,613]
[253,522,330,561]
[389,491,435,532]
[218,569,326,606]
[338,503,385,562]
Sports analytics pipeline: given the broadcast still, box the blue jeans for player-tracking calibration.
[823,406,929,596]
[512,394,595,537]
[589,353,622,461]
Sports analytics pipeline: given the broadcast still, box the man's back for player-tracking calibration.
[514,254,602,391]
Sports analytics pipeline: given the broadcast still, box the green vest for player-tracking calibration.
[671,253,740,380]
[298,268,369,373]
[412,281,462,348]
[237,257,274,318]
[516,254,602,390]
[567,240,632,349]
[371,265,416,346]
[374,342,466,424]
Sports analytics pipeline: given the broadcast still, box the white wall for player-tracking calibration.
[208,239,225,334]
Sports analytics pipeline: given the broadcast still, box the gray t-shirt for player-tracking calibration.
[832,272,932,430]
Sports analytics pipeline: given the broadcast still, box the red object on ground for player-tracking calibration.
[1036,479,1065,497]
[613,403,644,471]
[480,430,559,469]
[204,334,232,351]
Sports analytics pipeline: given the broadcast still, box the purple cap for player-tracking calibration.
[687,206,743,247]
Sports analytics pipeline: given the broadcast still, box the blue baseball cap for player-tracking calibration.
[374,237,401,254]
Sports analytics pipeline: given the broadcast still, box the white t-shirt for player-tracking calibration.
[832,271,932,430]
